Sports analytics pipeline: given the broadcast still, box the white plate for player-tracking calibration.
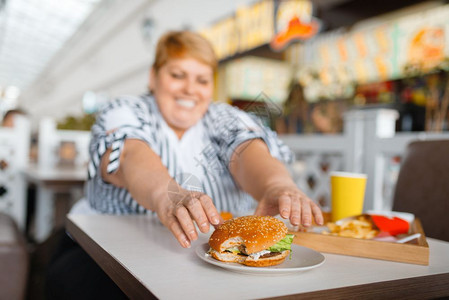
[195,243,325,275]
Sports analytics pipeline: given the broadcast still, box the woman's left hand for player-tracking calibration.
[254,184,324,227]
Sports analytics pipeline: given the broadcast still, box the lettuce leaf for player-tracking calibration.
[268,234,295,252]
[224,234,295,254]
[225,246,241,254]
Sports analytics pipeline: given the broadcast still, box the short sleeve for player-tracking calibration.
[205,103,293,167]
[87,96,159,179]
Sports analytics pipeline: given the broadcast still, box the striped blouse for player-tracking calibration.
[86,94,293,216]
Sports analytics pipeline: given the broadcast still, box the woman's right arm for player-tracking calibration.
[100,139,221,248]
[101,139,170,210]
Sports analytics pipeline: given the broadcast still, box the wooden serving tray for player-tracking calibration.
[291,218,429,265]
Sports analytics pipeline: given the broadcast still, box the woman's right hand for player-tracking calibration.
[101,140,222,248]
[155,188,222,248]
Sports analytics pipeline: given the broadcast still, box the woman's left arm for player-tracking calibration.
[229,139,323,227]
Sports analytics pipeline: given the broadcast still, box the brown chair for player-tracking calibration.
[0,212,29,300]
[392,139,449,242]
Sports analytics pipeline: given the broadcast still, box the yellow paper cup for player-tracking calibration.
[330,172,367,221]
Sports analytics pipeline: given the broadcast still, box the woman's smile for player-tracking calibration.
[175,98,197,109]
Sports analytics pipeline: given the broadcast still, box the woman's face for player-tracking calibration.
[150,58,214,137]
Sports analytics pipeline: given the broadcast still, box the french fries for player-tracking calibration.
[322,215,379,239]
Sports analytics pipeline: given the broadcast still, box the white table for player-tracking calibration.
[24,165,87,241]
[67,214,449,299]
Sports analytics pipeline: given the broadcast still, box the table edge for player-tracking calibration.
[66,216,157,299]
[67,215,449,299]
[266,272,449,299]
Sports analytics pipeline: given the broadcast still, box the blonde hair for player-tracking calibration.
[152,31,217,73]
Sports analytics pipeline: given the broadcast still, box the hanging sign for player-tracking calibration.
[199,0,320,60]
[270,0,321,51]
[199,1,274,60]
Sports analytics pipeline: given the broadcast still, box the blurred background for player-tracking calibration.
[1,0,448,133]
[1,0,449,298]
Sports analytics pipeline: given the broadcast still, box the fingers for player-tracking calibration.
[175,205,198,241]
[198,194,222,227]
[278,194,292,219]
[274,190,323,227]
[161,190,222,248]
[290,194,302,226]
[185,194,214,233]
[162,207,204,249]
[164,215,192,248]
[311,201,324,225]
[277,192,303,226]
[299,196,311,226]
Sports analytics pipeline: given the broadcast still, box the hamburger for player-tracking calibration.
[208,216,294,267]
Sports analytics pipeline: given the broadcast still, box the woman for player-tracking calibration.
[47,31,322,298]
[85,30,322,247]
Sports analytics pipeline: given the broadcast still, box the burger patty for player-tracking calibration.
[259,252,282,258]
[224,250,282,258]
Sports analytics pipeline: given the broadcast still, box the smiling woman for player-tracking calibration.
[46,30,323,298]
[149,31,217,137]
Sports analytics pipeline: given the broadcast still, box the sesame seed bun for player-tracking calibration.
[208,216,289,267]
[209,216,288,254]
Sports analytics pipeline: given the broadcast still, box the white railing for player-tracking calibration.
[0,116,30,229]
[38,118,91,170]
[280,108,449,212]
